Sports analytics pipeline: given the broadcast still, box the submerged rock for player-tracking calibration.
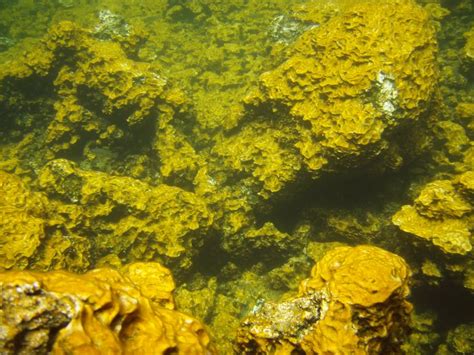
[239,0,437,183]
[0,172,48,270]
[37,158,212,271]
[236,245,412,353]
[393,171,473,256]
[0,263,215,354]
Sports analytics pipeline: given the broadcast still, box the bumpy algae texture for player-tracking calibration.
[0,263,215,354]
[209,0,438,204]
[392,171,474,294]
[38,158,212,271]
[0,0,473,353]
[0,19,185,171]
[244,0,437,176]
[0,171,47,270]
[393,172,473,256]
[236,245,412,353]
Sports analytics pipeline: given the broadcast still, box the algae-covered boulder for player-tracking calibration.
[221,222,305,262]
[212,122,302,199]
[0,20,187,177]
[392,171,473,256]
[244,0,437,177]
[462,25,474,76]
[0,171,47,270]
[236,245,412,354]
[392,171,473,293]
[437,323,474,354]
[0,263,215,354]
[37,159,213,270]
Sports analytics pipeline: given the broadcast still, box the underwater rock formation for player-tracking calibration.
[223,0,438,196]
[236,245,412,353]
[0,171,47,270]
[437,322,474,354]
[37,158,212,271]
[462,25,474,76]
[0,20,186,176]
[392,171,474,293]
[393,171,473,256]
[0,263,215,354]
[0,0,472,352]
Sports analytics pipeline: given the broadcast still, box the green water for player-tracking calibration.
[0,0,473,353]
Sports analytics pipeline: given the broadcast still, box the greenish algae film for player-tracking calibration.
[0,0,473,353]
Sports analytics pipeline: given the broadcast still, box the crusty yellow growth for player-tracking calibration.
[0,265,216,354]
[434,121,470,157]
[0,20,183,159]
[300,246,410,306]
[38,159,213,270]
[415,179,471,218]
[221,222,303,260]
[457,102,474,119]
[299,245,411,354]
[463,25,474,66]
[212,122,301,198]
[250,0,437,174]
[31,229,91,273]
[154,121,203,180]
[392,172,473,255]
[192,166,254,235]
[236,245,412,354]
[0,171,46,270]
[121,262,176,310]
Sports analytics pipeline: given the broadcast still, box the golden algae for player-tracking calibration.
[0,171,47,270]
[462,25,474,73]
[236,245,412,354]
[392,171,474,294]
[212,122,302,198]
[0,0,473,352]
[0,20,185,177]
[437,323,474,354]
[37,159,212,271]
[0,264,216,354]
[253,0,437,174]
[393,172,473,256]
[221,222,305,261]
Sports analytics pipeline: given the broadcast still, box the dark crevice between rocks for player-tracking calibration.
[410,280,474,334]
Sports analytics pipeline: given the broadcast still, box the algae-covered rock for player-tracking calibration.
[0,264,215,354]
[236,245,412,353]
[402,311,440,354]
[121,261,176,310]
[0,171,47,270]
[222,222,305,262]
[437,323,474,354]
[462,25,474,76]
[0,20,185,176]
[393,172,473,255]
[212,122,302,199]
[237,291,326,352]
[38,159,212,270]
[245,0,437,177]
